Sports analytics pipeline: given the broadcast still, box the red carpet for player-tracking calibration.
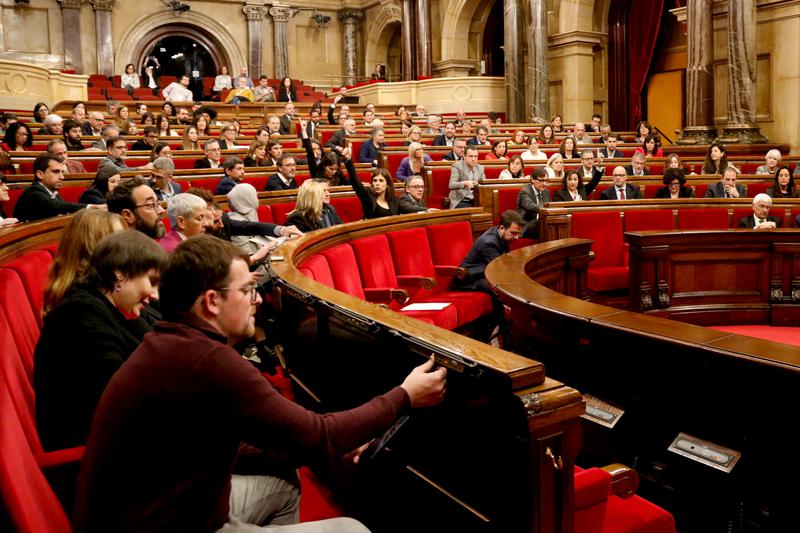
[709,325,800,347]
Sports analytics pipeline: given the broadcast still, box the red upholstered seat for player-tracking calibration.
[0,270,40,378]
[298,255,335,288]
[329,196,363,223]
[484,166,505,179]
[173,158,196,170]
[60,186,85,203]
[257,205,274,223]
[2,250,52,327]
[187,178,219,193]
[386,227,492,326]
[692,184,708,198]
[496,187,525,224]
[384,153,406,179]
[350,235,458,329]
[244,175,269,191]
[320,244,367,300]
[426,221,474,270]
[746,182,769,197]
[624,209,674,231]
[732,207,755,227]
[677,208,728,230]
[429,167,453,209]
[298,467,345,522]
[571,211,628,292]
[574,467,612,533]
[270,202,294,225]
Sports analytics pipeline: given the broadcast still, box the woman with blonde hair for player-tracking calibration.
[181,125,200,151]
[544,152,565,181]
[43,209,124,314]
[285,180,325,232]
[396,141,432,182]
[218,122,238,150]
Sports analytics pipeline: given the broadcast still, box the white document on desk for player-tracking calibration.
[401,302,451,311]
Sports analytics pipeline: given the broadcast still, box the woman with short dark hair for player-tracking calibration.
[552,169,601,202]
[80,166,121,205]
[655,168,694,199]
[35,228,167,450]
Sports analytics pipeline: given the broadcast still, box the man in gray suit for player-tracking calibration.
[448,145,484,209]
[516,168,550,239]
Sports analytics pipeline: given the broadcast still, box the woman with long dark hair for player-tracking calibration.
[277,76,297,102]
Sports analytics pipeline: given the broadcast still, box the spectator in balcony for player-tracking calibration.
[39,114,64,136]
[162,75,194,102]
[756,149,782,175]
[655,167,694,199]
[194,139,222,169]
[181,125,200,151]
[253,75,276,102]
[701,142,729,175]
[552,169,601,202]
[121,64,140,96]
[278,76,297,102]
[705,166,745,198]
[83,111,105,137]
[634,120,653,143]
[35,219,166,452]
[224,77,255,105]
[537,123,556,145]
[635,135,663,159]
[33,102,50,123]
[141,65,158,95]
[396,142,432,182]
[48,139,86,174]
[359,127,385,167]
[71,102,87,122]
[766,166,798,199]
[243,140,268,168]
[237,67,254,88]
[80,166,121,205]
[520,136,547,161]
[1,122,33,152]
[558,136,578,160]
[212,66,232,92]
[485,139,509,161]
[499,155,525,180]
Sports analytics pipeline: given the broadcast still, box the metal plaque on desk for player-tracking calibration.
[581,394,624,429]
[668,432,741,473]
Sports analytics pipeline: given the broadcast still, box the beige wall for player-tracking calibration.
[0,59,86,109]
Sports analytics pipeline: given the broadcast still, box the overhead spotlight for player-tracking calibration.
[311,12,331,30]
[170,0,190,12]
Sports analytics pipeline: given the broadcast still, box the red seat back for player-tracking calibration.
[329,196,363,223]
[297,255,334,288]
[270,202,294,225]
[677,208,729,230]
[384,153,407,179]
[2,250,52,327]
[496,187,524,223]
[692,183,708,198]
[0,270,40,379]
[320,244,365,299]
[746,182,770,197]
[426,221,473,267]
[732,207,755,227]
[257,205,273,223]
[571,211,625,268]
[350,235,398,288]
[429,167,453,209]
[187,178,219,193]
[624,209,675,232]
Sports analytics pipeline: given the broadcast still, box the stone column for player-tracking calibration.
[675,2,716,144]
[269,6,297,80]
[415,0,432,78]
[243,4,268,79]
[525,0,549,122]
[720,0,767,143]
[401,0,415,80]
[339,10,363,86]
[58,0,84,74]
[503,0,524,123]
[549,32,601,123]
[90,0,115,76]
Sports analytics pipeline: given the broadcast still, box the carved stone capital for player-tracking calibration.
[57,0,84,9]
[243,4,268,21]
[269,6,297,23]
[338,9,363,24]
[675,126,718,145]
[89,0,115,11]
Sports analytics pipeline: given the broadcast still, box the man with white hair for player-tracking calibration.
[413,104,426,117]
[325,117,356,157]
[159,193,211,253]
[739,193,781,228]
[572,122,590,144]
[423,115,444,136]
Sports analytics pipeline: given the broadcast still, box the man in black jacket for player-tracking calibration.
[432,122,458,147]
[131,127,159,152]
[398,175,430,214]
[442,139,467,162]
[13,154,106,222]
[264,155,298,191]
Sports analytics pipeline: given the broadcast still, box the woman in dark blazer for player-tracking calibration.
[277,77,297,102]
[654,168,694,199]
[552,169,601,202]
[34,230,167,450]
[79,166,121,205]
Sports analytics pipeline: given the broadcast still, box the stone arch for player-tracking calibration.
[440,0,496,72]
[556,0,599,33]
[114,11,246,78]
[365,3,402,74]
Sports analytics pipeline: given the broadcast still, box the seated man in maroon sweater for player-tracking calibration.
[74,235,446,533]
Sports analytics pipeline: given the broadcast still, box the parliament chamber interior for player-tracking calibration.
[1,0,800,532]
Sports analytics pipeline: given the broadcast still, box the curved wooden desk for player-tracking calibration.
[485,236,800,528]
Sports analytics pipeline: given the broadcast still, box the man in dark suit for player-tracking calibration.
[265,155,298,191]
[304,107,321,139]
[601,166,643,200]
[624,152,650,177]
[442,139,467,162]
[466,126,490,146]
[278,102,295,135]
[599,132,624,157]
[81,111,105,137]
[705,166,746,198]
[13,154,105,222]
[739,193,781,229]
[516,169,551,238]
[131,127,159,152]
[194,140,222,169]
[215,157,245,196]
[325,118,356,157]
[432,122,458,147]
[398,175,430,214]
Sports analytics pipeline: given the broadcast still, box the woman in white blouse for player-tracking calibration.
[213,66,232,92]
[520,137,548,161]
[121,64,140,96]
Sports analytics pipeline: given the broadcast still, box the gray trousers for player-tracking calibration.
[217,474,370,533]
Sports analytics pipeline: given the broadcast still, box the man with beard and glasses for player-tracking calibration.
[106,176,166,239]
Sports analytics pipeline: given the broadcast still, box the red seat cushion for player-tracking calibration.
[298,255,334,288]
[257,205,273,223]
[2,250,52,327]
[298,467,345,522]
[677,208,729,230]
[624,209,674,232]
[587,267,630,292]
[270,202,294,225]
[602,494,676,533]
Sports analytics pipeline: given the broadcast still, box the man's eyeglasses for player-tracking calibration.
[214,284,259,303]
[134,201,161,212]
[407,185,424,189]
